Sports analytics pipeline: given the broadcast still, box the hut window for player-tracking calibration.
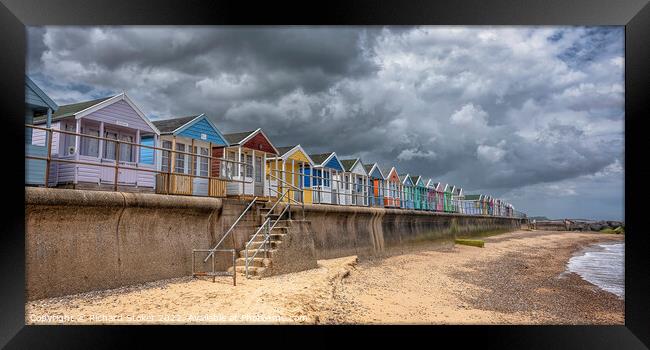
[63,122,76,155]
[344,175,349,190]
[103,131,118,160]
[200,147,209,177]
[225,151,237,178]
[80,126,100,157]
[161,141,172,172]
[255,156,262,182]
[175,143,186,173]
[244,154,253,178]
[323,171,330,187]
[119,135,134,162]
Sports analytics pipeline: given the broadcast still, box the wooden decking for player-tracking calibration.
[156,174,227,197]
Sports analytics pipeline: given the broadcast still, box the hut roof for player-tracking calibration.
[152,115,201,133]
[340,158,360,172]
[34,95,114,122]
[309,152,334,165]
[223,130,257,145]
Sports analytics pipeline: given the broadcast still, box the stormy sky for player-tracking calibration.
[26,26,625,220]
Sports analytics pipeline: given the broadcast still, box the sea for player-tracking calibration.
[566,241,625,299]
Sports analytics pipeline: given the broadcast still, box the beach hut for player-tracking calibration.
[152,114,229,197]
[429,182,444,212]
[25,76,59,186]
[364,163,385,207]
[497,198,506,216]
[212,129,278,198]
[309,152,345,205]
[341,158,369,206]
[452,186,464,213]
[381,166,401,208]
[424,179,436,211]
[266,144,315,204]
[399,174,415,209]
[31,92,160,191]
[442,184,454,212]
[410,176,427,210]
[463,194,480,215]
[480,195,489,215]
[486,195,494,215]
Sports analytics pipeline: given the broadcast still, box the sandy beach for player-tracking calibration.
[26,230,624,325]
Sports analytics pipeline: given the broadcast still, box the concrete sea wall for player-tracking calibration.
[25,188,523,300]
[286,204,522,259]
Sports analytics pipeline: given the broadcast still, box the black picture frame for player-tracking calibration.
[0,0,648,348]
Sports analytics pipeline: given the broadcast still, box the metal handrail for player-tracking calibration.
[204,197,258,262]
[244,203,290,278]
[267,172,303,193]
[266,172,305,219]
[192,248,237,286]
[267,184,302,206]
[265,187,289,217]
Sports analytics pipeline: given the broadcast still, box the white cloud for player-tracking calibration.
[477,144,506,163]
[397,148,437,161]
[450,103,488,126]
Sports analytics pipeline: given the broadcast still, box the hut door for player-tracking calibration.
[331,171,338,205]
[254,155,263,196]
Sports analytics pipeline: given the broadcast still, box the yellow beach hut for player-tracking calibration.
[266,144,315,204]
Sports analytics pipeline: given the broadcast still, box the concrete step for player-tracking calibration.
[239,248,278,259]
[248,232,286,240]
[235,257,272,267]
[248,231,286,239]
[246,240,282,249]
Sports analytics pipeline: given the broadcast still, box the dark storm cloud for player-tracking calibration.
[27,26,625,219]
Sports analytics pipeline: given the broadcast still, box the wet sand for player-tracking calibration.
[26,230,624,325]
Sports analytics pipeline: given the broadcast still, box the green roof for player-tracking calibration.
[34,95,114,123]
[275,145,298,157]
[152,115,200,133]
[464,194,481,200]
[340,158,359,172]
[379,166,394,177]
[223,130,256,145]
[309,153,334,165]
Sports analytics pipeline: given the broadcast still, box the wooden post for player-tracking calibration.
[291,158,295,201]
[237,145,240,195]
[282,161,286,202]
[275,157,279,198]
[98,122,105,160]
[262,152,267,198]
[168,136,175,194]
[251,149,256,196]
[208,141,212,196]
[44,128,53,188]
[135,129,140,163]
[74,119,81,159]
[114,140,120,191]
[74,119,81,185]
[190,138,195,194]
